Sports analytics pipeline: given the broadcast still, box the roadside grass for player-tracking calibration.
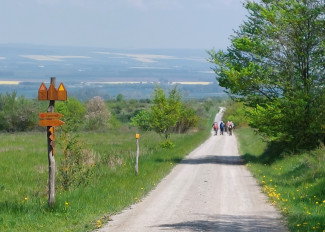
[0,110,215,231]
[236,127,325,232]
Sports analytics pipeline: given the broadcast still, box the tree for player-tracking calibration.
[56,98,86,131]
[150,86,182,139]
[130,110,152,131]
[174,104,199,133]
[131,86,200,140]
[85,96,110,130]
[209,0,325,148]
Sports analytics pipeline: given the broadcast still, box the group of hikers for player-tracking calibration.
[212,120,234,136]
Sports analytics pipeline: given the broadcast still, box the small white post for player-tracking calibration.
[135,134,140,175]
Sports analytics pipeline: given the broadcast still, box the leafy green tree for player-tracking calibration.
[131,86,181,139]
[131,86,200,140]
[175,104,199,133]
[150,87,181,139]
[209,0,325,148]
[56,98,86,131]
[130,110,152,131]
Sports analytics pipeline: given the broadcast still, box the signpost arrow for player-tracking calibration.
[39,119,65,127]
[39,112,64,119]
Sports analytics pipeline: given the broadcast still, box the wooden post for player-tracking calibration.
[135,134,140,175]
[47,77,56,207]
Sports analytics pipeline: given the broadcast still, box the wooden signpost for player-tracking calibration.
[38,77,67,207]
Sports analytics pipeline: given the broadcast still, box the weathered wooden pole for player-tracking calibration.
[135,134,140,175]
[38,77,67,208]
[47,77,56,207]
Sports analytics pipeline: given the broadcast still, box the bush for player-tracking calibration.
[58,130,95,190]
[85,96,110,131]
[0,92,38,132]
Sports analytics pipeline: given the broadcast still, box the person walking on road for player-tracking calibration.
[212,122,218,135]
[219,121,224,135]
[228,121,234,136]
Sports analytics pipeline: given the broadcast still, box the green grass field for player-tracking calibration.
[0,122,212,231]
[236,127,325,232]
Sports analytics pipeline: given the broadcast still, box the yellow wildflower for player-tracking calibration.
[97,220,102,228]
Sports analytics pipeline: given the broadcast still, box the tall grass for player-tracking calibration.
[236,127,325,232]
[0,108,215,231]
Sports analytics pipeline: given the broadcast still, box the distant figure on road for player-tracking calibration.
[212,122,218,135]
[226,121,230,134]
[220,121,224,135]
[228,121,234,136]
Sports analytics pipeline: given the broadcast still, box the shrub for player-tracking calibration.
[85,96,110,130]
[58,130,95,190]
[0,92,38,132]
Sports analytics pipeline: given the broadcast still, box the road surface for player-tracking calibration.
[98,108,287,232]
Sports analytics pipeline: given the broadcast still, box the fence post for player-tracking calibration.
[135,134,140,175]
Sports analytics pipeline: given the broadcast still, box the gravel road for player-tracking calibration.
[98,108,287,232]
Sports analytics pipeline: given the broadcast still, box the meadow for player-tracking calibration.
[236,127,325,232]
[0,108,216,231]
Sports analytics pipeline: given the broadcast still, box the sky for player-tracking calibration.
[0,0,247,50]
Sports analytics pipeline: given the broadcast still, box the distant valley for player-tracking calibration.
[0,44,224,100]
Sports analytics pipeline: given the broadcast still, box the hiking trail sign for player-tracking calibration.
[38,82,67,101]
[38,77,67,208]
[39,113,65,127]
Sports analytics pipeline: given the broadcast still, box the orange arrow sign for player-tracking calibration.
[39,112,64,119]
[39,119,65,127]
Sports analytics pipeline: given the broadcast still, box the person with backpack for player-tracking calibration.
[228,121,234,136]
[212,122,218,135]
[226,121,230,134]
[219,121,224,135]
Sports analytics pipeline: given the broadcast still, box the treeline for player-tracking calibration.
[0,87,217,134]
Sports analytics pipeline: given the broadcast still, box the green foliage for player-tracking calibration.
[174,104,199,133]
[160,139,175,149]
[0,92,38,132]
[209,0,325,148]
[222,101,248,128]
[56,97,86,131]
[106,97,150,123]
[236,127,325,232]
[58,130,95,191]
[131,86,199,140]
[151,86,182,139]
[130,110,152,131]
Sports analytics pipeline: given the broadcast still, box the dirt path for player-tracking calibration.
[98,108,287,232]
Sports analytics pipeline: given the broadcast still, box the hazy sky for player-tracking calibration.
[0,0,247,49]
